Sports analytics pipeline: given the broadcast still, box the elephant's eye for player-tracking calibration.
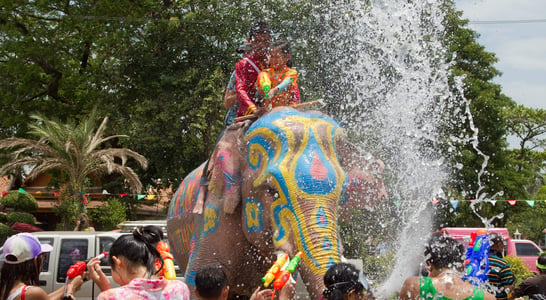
[266,187,279,199]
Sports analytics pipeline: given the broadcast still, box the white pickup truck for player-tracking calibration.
[1,231,185,300]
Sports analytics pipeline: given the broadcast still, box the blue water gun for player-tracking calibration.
[462,229,490,286]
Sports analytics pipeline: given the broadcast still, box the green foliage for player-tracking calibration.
[506,200,546,243]
[54,185,82,230]
[89,198,127,231]
[0,213,7,223]
[0,223,17,245]
[505,255,534,285]
[0,191,38,211]
[6,211,37,225]
[362,251,395,283]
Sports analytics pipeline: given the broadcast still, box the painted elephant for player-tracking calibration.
[167,107,386,299]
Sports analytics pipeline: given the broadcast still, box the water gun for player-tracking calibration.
[257,72,272,98]
[67,252,108,279]
[156,240,176,280]
[262,251,303,290]
[462,230,490,286]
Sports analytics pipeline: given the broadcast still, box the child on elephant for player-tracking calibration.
[195,265,295,300]
[256,40,300,111]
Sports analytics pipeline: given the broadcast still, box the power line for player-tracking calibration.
[469,19,546,25]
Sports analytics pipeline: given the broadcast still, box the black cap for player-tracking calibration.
[236,43,252,54]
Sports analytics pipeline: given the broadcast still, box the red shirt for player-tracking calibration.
[235,54,267,117]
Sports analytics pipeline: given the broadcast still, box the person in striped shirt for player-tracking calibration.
[487,233,515,300]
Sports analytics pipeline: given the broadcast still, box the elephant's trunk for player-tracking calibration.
[274,206,342,300]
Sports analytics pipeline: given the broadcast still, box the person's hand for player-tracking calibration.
[255,106,269,117]
[66,274,85,295]
[279,279,296,300]
[245,104,257,116]
[250,287,274,300]
[87,258,111,291]
[269,87,278,98]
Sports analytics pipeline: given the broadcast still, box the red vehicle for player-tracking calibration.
[438,227,543,274]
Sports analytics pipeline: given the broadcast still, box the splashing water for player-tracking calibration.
[312,0,466,297]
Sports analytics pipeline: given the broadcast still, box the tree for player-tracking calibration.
[0,113,148,214]
[503,105,546,195]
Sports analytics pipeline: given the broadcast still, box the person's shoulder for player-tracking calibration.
[165,280,190,297]
[97,286,132,299]
[399,276,420,300]
[23,286,48,300]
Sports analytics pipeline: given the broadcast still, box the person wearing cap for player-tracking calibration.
[513,252,546,300]
[234,21,272,119]
[0,233,85,300]
[487,233,515,300]
[321,262,372,300]
[399,236,495,300]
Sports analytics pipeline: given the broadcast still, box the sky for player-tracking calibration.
[455,0,546,110]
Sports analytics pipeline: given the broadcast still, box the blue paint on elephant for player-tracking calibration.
[187,270,197,286]
[295,128,337,195]
[316,206,328,228]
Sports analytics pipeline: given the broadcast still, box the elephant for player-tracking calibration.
[167,107,386,299]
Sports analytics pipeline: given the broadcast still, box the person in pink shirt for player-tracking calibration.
[87,226,189,300]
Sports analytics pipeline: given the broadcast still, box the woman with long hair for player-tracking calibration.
[73,213,94,232]
[0,233,84,300]
[87,226,189,300]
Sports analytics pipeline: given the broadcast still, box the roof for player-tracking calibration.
[117,220,167,233]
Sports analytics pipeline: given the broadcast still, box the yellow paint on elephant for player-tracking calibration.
[203,205,218,235]
[246,115,346,274]
[245,201,261,229]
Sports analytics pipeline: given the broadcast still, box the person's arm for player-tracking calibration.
[249,287,274,300]
[24,275,84,300]
[398,277,419,300]
[235,60,257,115]
[87,258,111,292]
[278,280,296,300]
[224,89,237,109]
[502,265,516,300]
[289,82,301,106]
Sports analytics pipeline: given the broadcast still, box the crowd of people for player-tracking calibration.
[2,224,546,300]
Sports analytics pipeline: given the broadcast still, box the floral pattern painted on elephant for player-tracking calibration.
[203,202,219,235]
[246,109,347,274]
[244,197,264,233]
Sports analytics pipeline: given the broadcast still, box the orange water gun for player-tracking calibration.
[262,252,303,289]
[257,72,272,99]
[157,240,176,280]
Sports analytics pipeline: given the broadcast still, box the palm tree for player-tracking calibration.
[0,113,148,210]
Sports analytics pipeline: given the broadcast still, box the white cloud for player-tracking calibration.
[498,80,546,109]
[497,37,546,72]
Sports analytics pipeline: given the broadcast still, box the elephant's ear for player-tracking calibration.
[336,134,386,214]
[207,123,247,214]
